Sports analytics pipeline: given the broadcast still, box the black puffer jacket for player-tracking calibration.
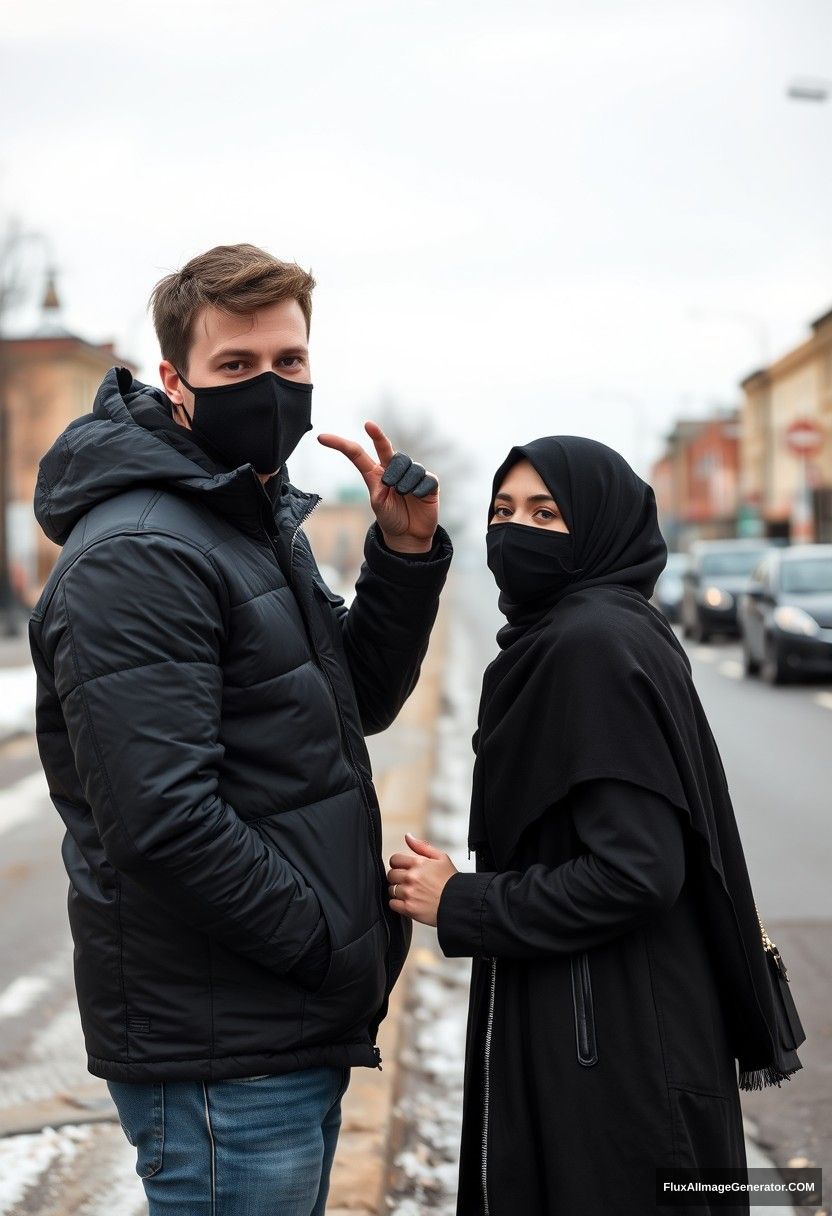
[29,367,452,1083]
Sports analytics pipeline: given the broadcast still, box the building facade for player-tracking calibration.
[740,307,832,541]
[651,412,740,551]
[0,278,135,602]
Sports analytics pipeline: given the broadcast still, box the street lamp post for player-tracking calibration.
[786,77,831,103]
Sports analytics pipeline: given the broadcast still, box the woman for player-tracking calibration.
[387,436,805,1216]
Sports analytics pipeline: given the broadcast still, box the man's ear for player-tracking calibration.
[160,360,185,406]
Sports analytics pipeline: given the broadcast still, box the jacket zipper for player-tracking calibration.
[570,950,598,1067]
[283,497,392,1049]
[481,955,497,1216]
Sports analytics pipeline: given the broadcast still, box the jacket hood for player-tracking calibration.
[34,367,295,545]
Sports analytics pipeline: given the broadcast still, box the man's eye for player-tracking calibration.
[279,356,301,368]
[222,361,244,372]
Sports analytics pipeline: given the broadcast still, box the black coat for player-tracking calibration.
[439,778,749,1216]
[29,367,452,1082]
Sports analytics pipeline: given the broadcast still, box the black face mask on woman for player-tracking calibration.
[486,522,576,603]
[175,369,313,474]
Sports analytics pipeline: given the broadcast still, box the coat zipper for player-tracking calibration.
[481,955,497,1216]
[570,950,598,1067]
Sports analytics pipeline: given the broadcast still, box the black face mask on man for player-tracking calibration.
[175,370,313,475]
[486,521,576,603]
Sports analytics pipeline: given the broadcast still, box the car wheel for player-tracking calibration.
[742,640,760,677]
[762,638,789,686]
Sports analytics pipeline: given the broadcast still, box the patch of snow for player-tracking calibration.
[0,665,36,741]
[0,975,51,1019]
[0,769,49,839]
[0,1125,86,1214]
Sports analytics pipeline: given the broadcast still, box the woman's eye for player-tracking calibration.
[536,509,558,521]
[493,507,511,518]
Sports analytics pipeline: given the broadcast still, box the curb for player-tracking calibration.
[327,599,450,1216]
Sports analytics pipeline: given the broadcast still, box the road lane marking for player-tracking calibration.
[0,976,50,1020]
[0,769,49,838]
[813,691,832,711]
[716,660,744,680]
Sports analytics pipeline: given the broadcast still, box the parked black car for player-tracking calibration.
[651,551,689,622]
[739,544,832,684]
[681,540,772,643]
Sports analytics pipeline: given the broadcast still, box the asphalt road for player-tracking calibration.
[0,571,828,1212]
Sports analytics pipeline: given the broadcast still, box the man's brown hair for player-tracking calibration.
[150,244,316,373]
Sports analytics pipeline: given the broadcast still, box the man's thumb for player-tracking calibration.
[405,832,443,859]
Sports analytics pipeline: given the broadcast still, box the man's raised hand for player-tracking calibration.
[317,421,439,554]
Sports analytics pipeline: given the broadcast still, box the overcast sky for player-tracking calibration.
[3,0,831,507]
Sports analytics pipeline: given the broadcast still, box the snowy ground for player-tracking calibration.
[386,607,477,1216]
[0,667,36,744]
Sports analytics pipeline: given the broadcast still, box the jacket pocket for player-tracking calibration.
[571,951,599,1067]
[302,918,387,1045]
[107,1081,165,1178]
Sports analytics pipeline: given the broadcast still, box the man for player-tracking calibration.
[29,243,452,1214]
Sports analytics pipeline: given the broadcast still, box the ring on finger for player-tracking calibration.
[392,883,399,900]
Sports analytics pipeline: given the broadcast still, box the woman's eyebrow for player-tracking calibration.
[493,492,557,505]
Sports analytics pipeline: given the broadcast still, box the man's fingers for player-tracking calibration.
[365,421,396,468]
[383,453,427,494]
[317,433,377,480]
[411,471,439,499]
[381,451,412,487]
[395,461,427,495]
[380,450,440,499]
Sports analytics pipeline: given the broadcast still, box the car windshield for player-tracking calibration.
[780,558,832,594]
[699,550,768,577]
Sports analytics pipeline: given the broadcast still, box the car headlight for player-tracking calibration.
[702,586,734,609]
[772,605,821,637]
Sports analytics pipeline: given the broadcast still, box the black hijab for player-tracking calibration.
[469,434,804,1090]
[488,435,667,644]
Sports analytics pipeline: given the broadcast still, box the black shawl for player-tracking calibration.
[469,435,804,1090]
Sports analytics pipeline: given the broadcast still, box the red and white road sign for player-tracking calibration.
[786,418,824,455]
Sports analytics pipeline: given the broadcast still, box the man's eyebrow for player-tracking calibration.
[209,344,308,362]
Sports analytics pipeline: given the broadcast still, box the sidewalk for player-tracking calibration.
[326,602,449,1215]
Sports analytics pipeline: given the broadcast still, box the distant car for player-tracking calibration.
[739,544,832,683]
[681,540,773,643]
[651,552,689,622]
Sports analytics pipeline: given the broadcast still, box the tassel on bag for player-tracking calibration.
[737,908,805,1092]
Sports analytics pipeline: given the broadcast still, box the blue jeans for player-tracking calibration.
[108,1066,350,1215]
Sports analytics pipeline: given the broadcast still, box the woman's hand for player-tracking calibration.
[386,833,458,926]
[318,422,439,554]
